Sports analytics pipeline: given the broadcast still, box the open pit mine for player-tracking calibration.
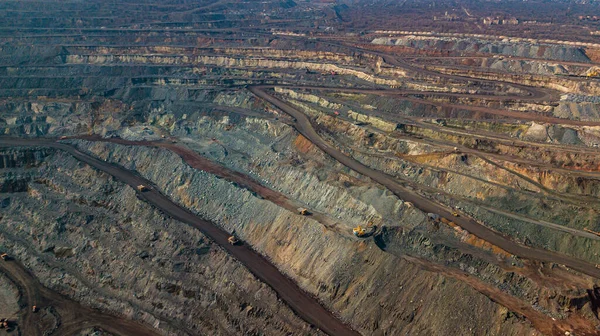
[3,0,600,335]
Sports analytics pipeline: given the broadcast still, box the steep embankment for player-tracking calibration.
[372,36,591,63]
[0,145,322,336]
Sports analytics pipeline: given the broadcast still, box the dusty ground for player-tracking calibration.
[2,0,600,335]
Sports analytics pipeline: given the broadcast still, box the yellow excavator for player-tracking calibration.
[353,222,375,237]
[586,67,600,77]
[353,226,366,237]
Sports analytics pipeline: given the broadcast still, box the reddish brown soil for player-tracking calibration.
[0,258,160,336]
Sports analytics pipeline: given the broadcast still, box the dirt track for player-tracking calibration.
[249,86,600,280]
[0,137,359,336]
[401,255,598,336]
[75,135,344,234]
[81,135,600,250]
[0,257,160,336]
[64,138,600,336]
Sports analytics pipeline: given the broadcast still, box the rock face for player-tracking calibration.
[486,58,570,76]
[0,147,320,336]
[2,80,600,336]
[73,140,536,336]
[372,36,591,63]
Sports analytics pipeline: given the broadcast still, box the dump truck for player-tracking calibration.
[32,306,38,313]
[228,235,239,245]
[452,212,460,217]
[137,185,150,192]
[59,136,68,140]
[298,208,310,216]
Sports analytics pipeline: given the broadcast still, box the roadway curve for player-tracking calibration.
[0,137,359,336]
[249,86,600,280]
[0,257,160,336]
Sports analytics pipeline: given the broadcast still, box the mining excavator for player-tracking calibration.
[0,253,8,261]
[353,222,376,237]
[585,66,600,77]
[353,226,366,237]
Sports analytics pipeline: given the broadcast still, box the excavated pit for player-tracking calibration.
[3,0,600,335]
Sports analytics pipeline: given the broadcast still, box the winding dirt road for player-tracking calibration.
[0,137,359,336]
[0,257,160,336]
[249,86,600,280]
